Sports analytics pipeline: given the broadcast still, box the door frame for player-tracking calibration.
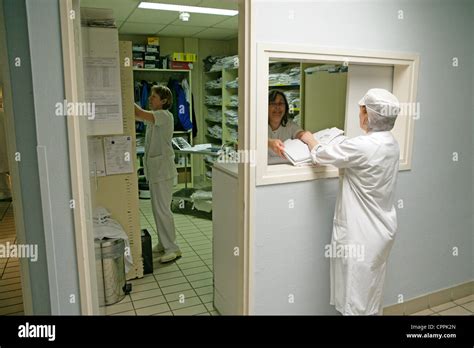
[60,0,253,315]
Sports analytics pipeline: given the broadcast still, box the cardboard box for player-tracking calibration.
[170,61,193,70]
[147,37,159,46]
[172,52,197,62]
[144,53,159,61]
[144,62,158,69]
[146,44,160,54]
[133,52,144,60]
[132,44,145,52]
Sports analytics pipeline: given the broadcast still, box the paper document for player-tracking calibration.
[283,127,345,166]
[104,135,134,175]
[87,137,106,177]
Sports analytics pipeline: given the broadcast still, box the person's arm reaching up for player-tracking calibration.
[134,103,154,123]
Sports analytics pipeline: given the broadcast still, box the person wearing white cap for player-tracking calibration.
[301,88,401,315]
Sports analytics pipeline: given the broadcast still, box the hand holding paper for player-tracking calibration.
[283,127,345,166]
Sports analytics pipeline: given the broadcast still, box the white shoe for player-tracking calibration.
[159,250,182,263]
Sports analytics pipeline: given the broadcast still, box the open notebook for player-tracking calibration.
[283,127,345,166]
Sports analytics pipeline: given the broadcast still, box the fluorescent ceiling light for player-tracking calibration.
[138,2,238,16]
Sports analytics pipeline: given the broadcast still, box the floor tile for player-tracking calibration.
[178,261,206,270]
[112,310,136,316]
[438,306,471,316]
[136,303,170,316]
[132,282,159,293]
[195,285,213,296]
[199,293,213,304]
[157,276,189,288]
[182,266,208,276]
[190,278,213,289]
[168,296,202,311]
[172,304,207,316]
[411,308,435,315]
[133,295,167,309]
[204,302,215,312]
[154,270,184,281]
[104,302,134,315]
[130,288,162,301]
[160,282,192,295]
[430,301,458,313]
[453,295,474,305]
[460,301,474,312]
[164,289,197,302]
[0,296,23,307]
[186,272,212,282]
[0,303,23,315]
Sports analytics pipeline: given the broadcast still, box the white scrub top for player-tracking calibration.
[268,120,302,162]
[144,110,177,183]
[311,131,400,315]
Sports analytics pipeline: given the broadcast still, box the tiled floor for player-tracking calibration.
[0,201,24,315]
[104,199,217,316]
[0,199,472,316]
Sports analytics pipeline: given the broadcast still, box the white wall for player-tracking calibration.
[252,0,473,314]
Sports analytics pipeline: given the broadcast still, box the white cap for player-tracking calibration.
[358,88,400,118]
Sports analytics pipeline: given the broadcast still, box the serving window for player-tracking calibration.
[256,43,419,186]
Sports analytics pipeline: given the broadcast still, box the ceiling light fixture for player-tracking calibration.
[138,2,238,16]
[179,12,190,22]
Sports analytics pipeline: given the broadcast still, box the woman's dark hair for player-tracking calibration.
[268,90,289,127]
[151,85,173,110]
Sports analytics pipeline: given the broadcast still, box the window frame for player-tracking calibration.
[256,42,419,186]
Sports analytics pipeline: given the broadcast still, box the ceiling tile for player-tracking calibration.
[169,13,230,27]
[80,0,139,21]
[119,21,166,35]
[157,24,207,37]
[212,15,238,29]
[146,0,202,5]
[127,8,180,24]
[197,0,238,10]
[192,27,236,40]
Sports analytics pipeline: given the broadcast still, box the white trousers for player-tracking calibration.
[149,178,179,253]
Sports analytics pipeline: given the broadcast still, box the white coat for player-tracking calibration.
[144,110,177,183]
[311,131,400,315]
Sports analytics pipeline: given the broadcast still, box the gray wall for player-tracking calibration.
[1,0,81,314]
[253,0,473,314]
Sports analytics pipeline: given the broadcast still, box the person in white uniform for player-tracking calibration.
[134,85,181,263]
[301,88,401,315]
[267,90,306,160]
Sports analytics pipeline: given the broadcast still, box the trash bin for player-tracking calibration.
[95,238,132,306]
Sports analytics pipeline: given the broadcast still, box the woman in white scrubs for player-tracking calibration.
[267,90,307,159]
[134,86,181,263]
[301,88,401,315]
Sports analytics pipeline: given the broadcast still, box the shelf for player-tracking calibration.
[269,83,300,87]
[173,130,192,134]
[205,70,222,74]
[176,164,191,169]
[225,105,239,108]
[206,134,222,141]
[205,118,222,124]
[133,68,190,73]
[205,104,222,107]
